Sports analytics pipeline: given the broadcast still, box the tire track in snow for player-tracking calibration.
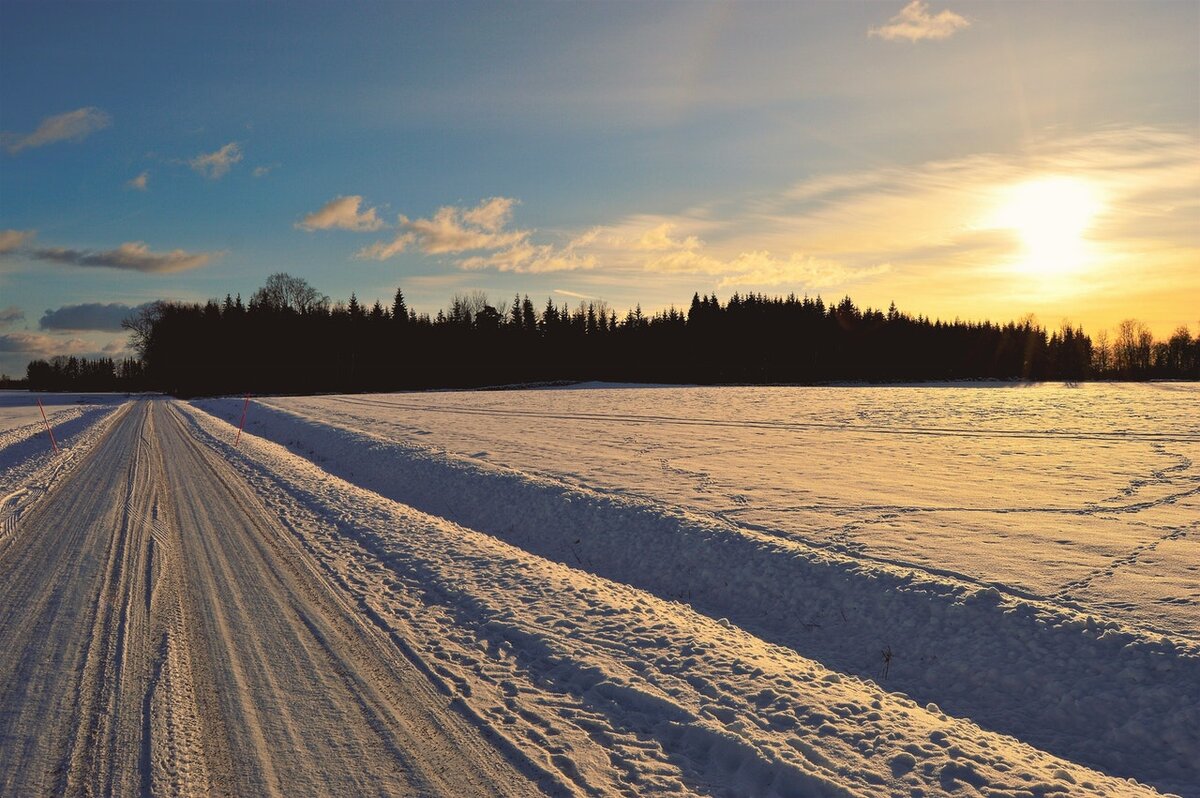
[0,400,209,797]
[154,401,540,796]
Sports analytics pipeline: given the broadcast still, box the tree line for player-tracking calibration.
[23,356,147,392]
[24,272,1199,394]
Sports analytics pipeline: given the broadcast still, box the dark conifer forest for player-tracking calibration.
[24,273,1200,394]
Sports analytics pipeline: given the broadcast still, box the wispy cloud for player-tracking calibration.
[102,338,132,356]
[39,302,156,331]
[252,165,273,178]
[717,254,891,290]
[870,1,969,43]
[1,107,111,154]
[297,195,385,232]
[0,229,35,255]
[356,233,416,261]
[31,242,221,273]
[359,198,879,288]
[461,197,517,232]
[515,219,888,290]
[553,288,595,300]
[358,197,529,259]
[0,332,88,356]
[190,142,242,179]
[0,306,25,326]
[127,171,149,191]
[457,240,597,273]
[405,202,528,254]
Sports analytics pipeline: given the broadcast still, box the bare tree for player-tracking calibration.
[1093,329,1110,374]
[121,301,166,359]
[448,290,491,326]
[252,272,329,314]
[1114,319,1152,375]
[460,290,490,318]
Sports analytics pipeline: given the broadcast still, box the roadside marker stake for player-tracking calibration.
[234,394,251,447]
[36,398,60,453]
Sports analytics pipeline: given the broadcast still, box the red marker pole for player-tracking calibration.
[36,398,60,453]
[234,394,250,447]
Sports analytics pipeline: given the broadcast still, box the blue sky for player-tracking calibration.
[1,1,1197,376]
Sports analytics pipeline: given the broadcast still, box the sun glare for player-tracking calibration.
[989,176,1102,277]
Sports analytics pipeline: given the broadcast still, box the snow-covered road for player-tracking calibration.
[0,400,536,796]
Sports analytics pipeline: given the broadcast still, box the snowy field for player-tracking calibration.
[0,390,127,436]
[1,385,1196,796]
[192,382,1198,796]
[256,383,1200,642]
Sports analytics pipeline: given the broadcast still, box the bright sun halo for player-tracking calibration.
[989,176,1102,276]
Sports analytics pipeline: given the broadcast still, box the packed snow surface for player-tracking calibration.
[1,399,536,796]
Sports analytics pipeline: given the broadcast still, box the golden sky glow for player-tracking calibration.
[0,2,1198,374]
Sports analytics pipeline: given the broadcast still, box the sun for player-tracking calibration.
[988,176,1103,276]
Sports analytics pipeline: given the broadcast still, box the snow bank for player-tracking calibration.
[195,397,1200,795]
[0,400,130,544]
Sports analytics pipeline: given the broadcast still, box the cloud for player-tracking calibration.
[356,233,416,260]
[190,142,242,179]
[717,254,892,290]
[633,223,703,252]
[297,195,385,232]
[461,197,517,232]
[39,302,155,331]
[458,241,597,273]
[0,332,88,356]
[31,242,221,273]
[554,289,595,300]
[0,229,35,254]
[2,107,112,154]
[0,306,24,326]
[102,338,132,356]
[405,202,529,253]
[870,1,969,42]
[529,218,886,290]
[252,165,272,178]
[127,171,149,191]
[358,197,529,259]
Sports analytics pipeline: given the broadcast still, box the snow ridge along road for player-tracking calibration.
[0,400,538,797]
[0,398,128,542]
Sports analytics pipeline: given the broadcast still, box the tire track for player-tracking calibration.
[156,400,540,797]
[0,403,207,797]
